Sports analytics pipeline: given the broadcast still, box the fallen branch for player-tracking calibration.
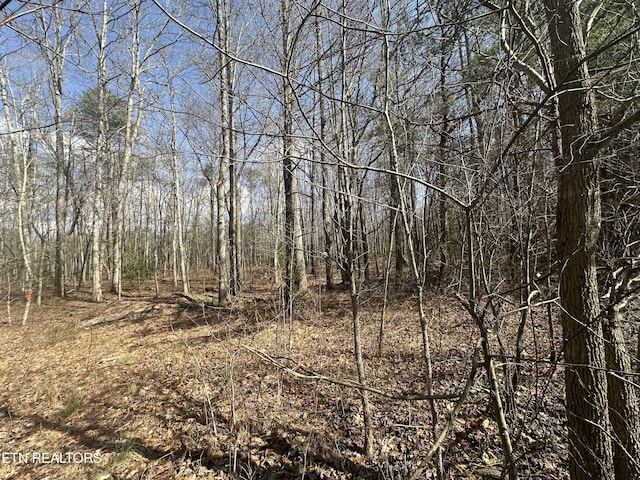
[173,292,218,308]
[409,338,482,479]
[80,304,155,327]
[243,345,479,402]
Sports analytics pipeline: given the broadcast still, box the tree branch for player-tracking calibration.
[409,339,482,480]
[243,345,480,402]
[150,0,286,79]
[500,9,550,94]
[595,108,640,146]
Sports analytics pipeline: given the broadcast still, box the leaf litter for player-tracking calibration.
[0,279,569,479]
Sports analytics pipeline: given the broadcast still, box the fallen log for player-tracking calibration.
[173,292,218,308]
[80,304,155,327]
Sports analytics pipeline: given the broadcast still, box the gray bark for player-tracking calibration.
[544,1,614,478]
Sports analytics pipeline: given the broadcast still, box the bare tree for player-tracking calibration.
[90,0,110,303]
[0,64,36,324]
[215,0,232,305]
[109,0,157,298]
[314,17,334,290]
[168,82,190,294]
[542,0,640,477]
[281,0,307,306]
[34,4,78,298]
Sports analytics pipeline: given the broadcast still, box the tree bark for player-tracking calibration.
[169,86,189,294]
[220,1,241,296]
[39,5,70,299]
[315,18,334,290]
[544,1,614,478]
[228,72,241,296]
[281,0,307,305]
[0,64,34,324]
[110,0,144,299]
[603,269,640,479]
[215,0,232,305]
[90,0,110,304]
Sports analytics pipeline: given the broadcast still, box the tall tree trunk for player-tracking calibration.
[18,160,33,326]
[358,200,370,281]
[216,130,230,306]
[390,168,405,284]
[35,5,73,298]
[90,0,109,303]
[340,125,373,458]
[281,0,307,305]
[315,18,334,290]
[45,6,69,299]
[0,65,34,324]
[603,272,640,479]
[229,161,241,294]
[221,5,241,296]
[436,44,452,285]
[309,162,318,278]
[292,170,307,291]
[216,0,231,305]
[170,87,189,294]
[110,1,143,299]
[544,1,614,478]
[91,182,104,303]
[17,144,34,326]
[227,49,241,295]
[54,102,66,298]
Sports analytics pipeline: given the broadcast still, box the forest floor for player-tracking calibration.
[0,273,570,479]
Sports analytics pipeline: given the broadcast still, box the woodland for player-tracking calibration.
[0,0,639,479]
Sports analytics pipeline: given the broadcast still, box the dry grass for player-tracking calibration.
[0,275,570,479]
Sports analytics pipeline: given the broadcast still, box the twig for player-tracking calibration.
[409,339,482,480]
[243,345,476,402]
